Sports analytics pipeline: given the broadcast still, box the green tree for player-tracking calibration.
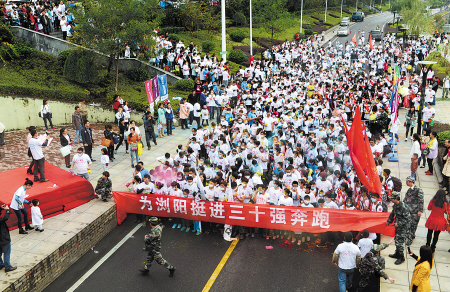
[71,0,161,91]
[254,0,291,39]
[400,0,435,36]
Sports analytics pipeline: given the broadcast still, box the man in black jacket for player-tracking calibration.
[0,204,17,272]
[81,120,95,161]
[143,111,157,150]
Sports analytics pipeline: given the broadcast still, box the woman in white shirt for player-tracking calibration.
[60,15,68,40]
[40,99,55,130]
[10,179,34,234]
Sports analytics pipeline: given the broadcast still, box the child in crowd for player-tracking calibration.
[201,105,209,126]
[95,171,113,202]
[101,148,110,171]
[357,230,373,257]
[31,199,44,232]
[411,153,418,180]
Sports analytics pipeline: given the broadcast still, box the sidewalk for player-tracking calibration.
[379,107,450,292]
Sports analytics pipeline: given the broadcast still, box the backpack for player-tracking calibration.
[376,201,388,212]
[359,254,376,276]
[388,176,402,192]
[383,145,391,156]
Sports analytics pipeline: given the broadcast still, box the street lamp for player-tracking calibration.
[325,0,328,23]
[300,0,304,34]
[250,0,252,56]
[341,0,344,19]
[416,61,437,135]
[221,0,226,62]
[356,0,358,12]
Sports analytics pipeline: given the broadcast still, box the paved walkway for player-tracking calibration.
[380,107,450,292]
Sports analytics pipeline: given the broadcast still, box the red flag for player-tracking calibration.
[351,34,357,45]
[369,34,373,50]
[285,38,287,47]
[342,107,382,194]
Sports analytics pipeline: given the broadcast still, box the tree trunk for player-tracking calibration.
[107,55,113,73]
[115,57,119,92]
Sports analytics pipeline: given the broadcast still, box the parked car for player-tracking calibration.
[370,29,382,41]
[351,11,365,22]
[337,26,350,36]
[341,17,350,26]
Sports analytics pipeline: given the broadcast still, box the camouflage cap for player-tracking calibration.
[388,191,401,200]
[406,176,415,183]
[149,217,159,224]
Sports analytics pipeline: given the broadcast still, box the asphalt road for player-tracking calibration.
[329,12,395,46]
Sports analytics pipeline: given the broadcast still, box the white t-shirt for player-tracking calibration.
[357,238,373,258]
[334,242,361,269]
[422,107,435,122]
[72,153,92,174]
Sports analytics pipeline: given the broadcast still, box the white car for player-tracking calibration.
[337,26,350,36]
[340,17,350,26]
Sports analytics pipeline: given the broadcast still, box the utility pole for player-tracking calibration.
[221,0,226,62]
[356,0,359,12]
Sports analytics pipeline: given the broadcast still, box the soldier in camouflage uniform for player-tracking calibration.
[386,192,411,265]
[402,176,424,245]
[357,240,396,292]
[140,217,176,277]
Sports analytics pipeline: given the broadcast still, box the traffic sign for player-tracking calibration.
[220,51,228,54]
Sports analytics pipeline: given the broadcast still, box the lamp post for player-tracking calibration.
[221,0,226,62]
[325,0,328,23]
[356,0,358,12]
[416,61,437,135]
[300,0,304,33]
[341,0,343,19]
[250,0,252,56]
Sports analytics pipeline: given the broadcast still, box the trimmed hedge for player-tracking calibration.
[0,83,89,101]
[342,8,351,14]
[329,13,340,18]
[229,30,247,42]
[323,22,333,26]
[437,130,450,146]
[201,40,216,53]
[311,25,326,33]
[229,49,248,64]
[158,26,185,35]
[232,46,265,66]
[253,37,283,49]
[304,28,314,36]
[175,78,194,91]
[311,15,321,21]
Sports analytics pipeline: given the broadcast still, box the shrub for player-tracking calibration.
[310,25,326,33]
[329,13,340,18]
[57,50,71,67]
[125,67,150,82]
[64,50,98,84]
[158,26,185,35]
[229,49,248,64]
[233,12,247,26]
[167,33,180,42]
[311,15,321,21]
[304,28,314,36]
[11,41,34,58]
[323,22,333,26]
[175,78,194,91]
[342,8,351,13]
[0,25,13,43]
[201,40,216,53]
[437,130,450,146]
[0,83,89,101]
[439,58,450,67]
[294,33,306,40]
[229,30,247,42]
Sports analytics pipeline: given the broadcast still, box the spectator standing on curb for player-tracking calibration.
[332,231,361,292]
[40,99,55,131]
[386,192,411,265]
[81,120,95,161]
[442,75,449,99]
[29,129,49,183]
[425,131,438,176]
[127,127,140,168]
[10,179,34,234]
[403,176,424,245]
[424,190,448,253]
[72,106,82,144]
[70,147,92,181]
[165,103,174,136]
[0,204,16,272]
[59,128,72,168]
[143,111,157,150]
[112,95,121,124]
[103,125,116,161]
[78,99,88,128]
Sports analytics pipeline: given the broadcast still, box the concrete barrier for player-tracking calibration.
[9,26,181,85]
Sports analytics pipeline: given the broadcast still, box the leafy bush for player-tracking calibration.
[437,130,450,146]
[229,49,248,64]
[64,50,98,84]
[175,78,194,91]
[0,83,89,101]
[229,30,247,42]
[304,28,314,36]
[294,33,306,40]
[125,67,150,82]
[329,13,340,18]
[233,12,247,26]
[57,50,71,67]
[427,51,442,60]
[201,40,216,53]
[158,26,185,35]
[439,58,450,67]
[0,43,18,62]
[167,33,180,42]
[0,25,13,43]
[12,41,34,58]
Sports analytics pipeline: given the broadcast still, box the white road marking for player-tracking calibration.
[66,223,143,292]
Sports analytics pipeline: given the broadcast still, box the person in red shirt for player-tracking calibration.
[112,95,121,123]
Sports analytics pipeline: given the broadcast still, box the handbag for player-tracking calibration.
[38,112,42,117]
[422,148,430,156]
[420,143,427,150]
[113,135,120,144]
[59,145,71,157]
[101,137,111,147]
[429,119,434,126]
[137,141,143,156]
[130,142,138,151]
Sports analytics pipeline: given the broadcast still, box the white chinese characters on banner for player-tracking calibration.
[191,198,207,217]
[156,197,170,213]
[140,196,153,211]
[210,201,226,219]
[312,210,330,229]
[174,199,187,214]
[270,208,286,224]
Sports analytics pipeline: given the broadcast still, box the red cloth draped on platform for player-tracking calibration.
[342,107,382,195]
[113,192,395,236]
[0,163,95,229]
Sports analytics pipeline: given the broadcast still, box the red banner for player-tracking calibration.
[144,79,154,105]
[112,192,395,236]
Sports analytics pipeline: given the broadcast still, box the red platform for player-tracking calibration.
[0,162,95,229]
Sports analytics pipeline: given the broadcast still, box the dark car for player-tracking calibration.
[370,30,382,41]
[351,11,365,22]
